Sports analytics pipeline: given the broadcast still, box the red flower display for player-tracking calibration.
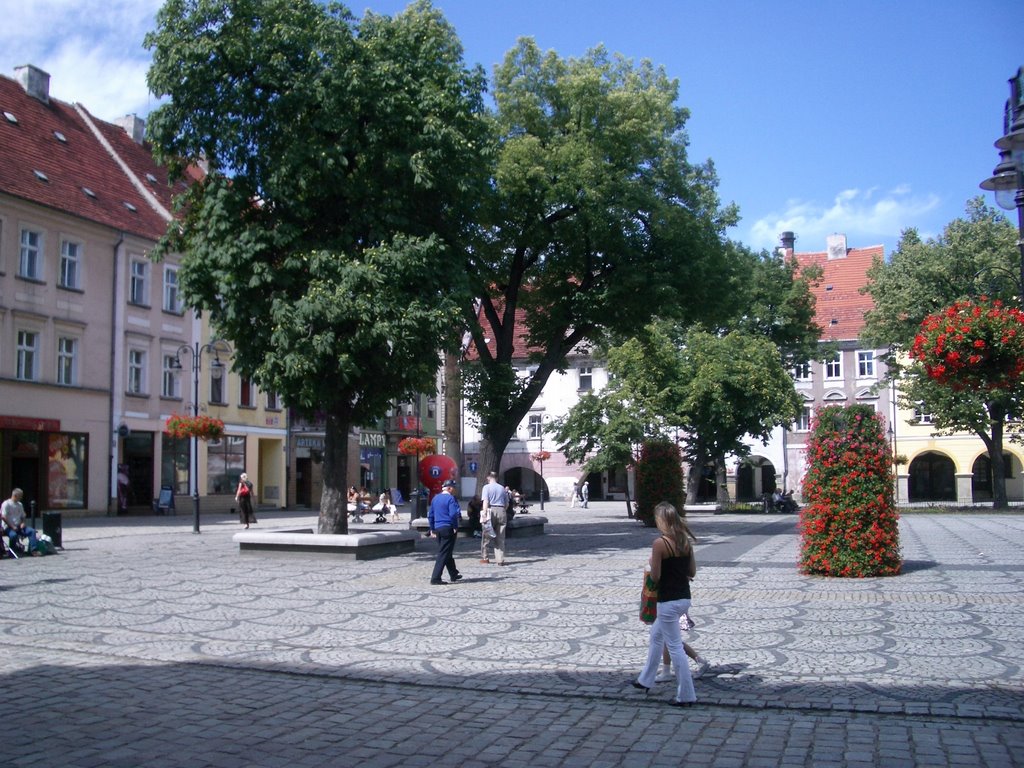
[798,405,901,577]
[397,437,436,456]
[164,413,225,441]
[531,450,551,462]
[910,297,1024,391]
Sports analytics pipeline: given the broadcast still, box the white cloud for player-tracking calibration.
[747,186,941,252]
[0,0,162,120]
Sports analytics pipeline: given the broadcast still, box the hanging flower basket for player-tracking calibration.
[164,413,225,441]
[531,450,551,462]
[398,437,436,456]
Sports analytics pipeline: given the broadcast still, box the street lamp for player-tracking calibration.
[172,339,231,533]
[980,66,1024,299]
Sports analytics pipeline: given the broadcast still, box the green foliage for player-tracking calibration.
[861,197,1021,508]
[635,440,685,527]
[461,38,738,469]
[144,0,488,530]
[799,405,901,577]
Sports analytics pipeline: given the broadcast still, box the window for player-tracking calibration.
[579,366,593,391]
[913,405,933,425]
[426,395,436,420]
[528,413,543,439]
[796,406,812,432]
[163,265,182,313]
[59,240,81,289]
[16,330,38,380]
[210,367,225,404]
[129,260,148,305]
[162,354,180,398]
[19,229,42,279]
[206,435,246,494]
[128,349,146,394]
[825,352,842,380]
[47,433,88,509]
[793,363,811,382]
[239,377,254,408]
[266,391,280,410]
[857,350,875,378]
[161,433,190,495]
[56,337,78,386]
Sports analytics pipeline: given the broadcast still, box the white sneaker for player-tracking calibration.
[654,667,674,683]
[692,658,711,679]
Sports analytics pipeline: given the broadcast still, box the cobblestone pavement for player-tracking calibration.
[1,503,1022,767]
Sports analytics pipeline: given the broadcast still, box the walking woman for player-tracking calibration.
[632,501,697,706]
[236,472,257,528]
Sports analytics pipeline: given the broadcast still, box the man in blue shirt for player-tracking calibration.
[428,480,463,585]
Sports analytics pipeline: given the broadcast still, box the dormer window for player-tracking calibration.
[34,169,48,182]
[123,201,137,212]
[3,111,17,124]
[82,187,97,199]
[54,130,66,142]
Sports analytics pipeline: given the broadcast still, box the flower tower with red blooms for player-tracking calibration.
[799,404,901,577]
[634,439,685,527]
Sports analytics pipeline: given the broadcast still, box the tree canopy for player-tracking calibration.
[145,0,489,531]
[462,39,740,476]
[862,197,1021,508]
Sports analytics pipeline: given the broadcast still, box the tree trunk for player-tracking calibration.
[988,401,1009,510]
[715,457,730,505]
[443,351,462,474]
[318,407,352,534]
[685,462,701,506]
[476,434,511,487]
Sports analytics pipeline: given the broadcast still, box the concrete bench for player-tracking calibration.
[410,514,547,538]
[233,527,418,560]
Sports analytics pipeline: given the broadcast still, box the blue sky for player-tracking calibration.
[2,0,1021,255]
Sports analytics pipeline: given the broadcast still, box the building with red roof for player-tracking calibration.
[0,65,286,518]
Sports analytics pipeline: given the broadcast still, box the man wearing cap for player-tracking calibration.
[480,470,510,565]
[428,479,463,585]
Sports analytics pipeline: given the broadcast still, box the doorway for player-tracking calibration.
[122,432,154,511]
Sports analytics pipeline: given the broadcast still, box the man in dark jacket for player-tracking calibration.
[428,480,463,585]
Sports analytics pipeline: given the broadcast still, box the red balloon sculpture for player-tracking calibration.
[419,454,459,501]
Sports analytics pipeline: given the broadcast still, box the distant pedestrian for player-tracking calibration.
[580,481,589,508]
[632,501,698,707]
[235,472,257,528]
[570,483,580,508]
[467,495,483,538]
[480,471,509,565]
[428,480,463,585]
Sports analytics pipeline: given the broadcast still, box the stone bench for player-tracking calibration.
[234,527,418,560]
[410,514,547,538]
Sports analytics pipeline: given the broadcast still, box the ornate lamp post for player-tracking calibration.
[172,339,231,533]
[980,66,1024,299]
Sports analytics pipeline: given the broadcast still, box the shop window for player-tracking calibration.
[161,433,190,495]
[47,433,87,508]
[206,435,245,494]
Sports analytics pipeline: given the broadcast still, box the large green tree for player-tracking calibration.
[461,39,738,480]
[144,0,489,532]
[862,197,1021,508]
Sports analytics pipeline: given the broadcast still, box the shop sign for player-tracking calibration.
[296,436,325,449]
[359,432,386,448]
[0,415,60,432]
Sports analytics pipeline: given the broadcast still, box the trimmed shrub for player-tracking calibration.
[799,404,901,577]
[635,439,685,527]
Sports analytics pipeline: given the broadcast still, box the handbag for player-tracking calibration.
[639,572,658,624]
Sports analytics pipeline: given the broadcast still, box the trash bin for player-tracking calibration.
[42,511,62,549]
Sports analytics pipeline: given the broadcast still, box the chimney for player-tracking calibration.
[115,114,147,144]
[779,231,796,253]
[14,64,50,104]
[826,233,848,260]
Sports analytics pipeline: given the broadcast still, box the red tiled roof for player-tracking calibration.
[0,73,184,241]
[793,244,883,342]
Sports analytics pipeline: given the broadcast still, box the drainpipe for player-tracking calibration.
[107,232,124,515]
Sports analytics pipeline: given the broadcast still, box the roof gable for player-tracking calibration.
[0,73,184,241]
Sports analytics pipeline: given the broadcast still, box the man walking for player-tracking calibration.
[480,471,509,565]
[581,481,589,508]
[428,480,463,585]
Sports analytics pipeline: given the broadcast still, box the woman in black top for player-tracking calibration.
[633,501,698,706]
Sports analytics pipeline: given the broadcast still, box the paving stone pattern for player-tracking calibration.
[1,504,1021,767]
